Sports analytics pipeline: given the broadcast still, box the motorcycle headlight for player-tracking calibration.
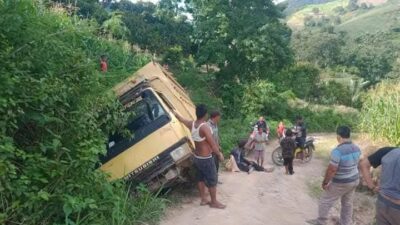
[170,144,191,162]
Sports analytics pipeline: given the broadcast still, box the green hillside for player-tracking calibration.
[337,1,400,38]
[287,0,348,28]
[287,0,399,34]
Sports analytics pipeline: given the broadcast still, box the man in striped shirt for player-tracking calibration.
[308,126,361,225]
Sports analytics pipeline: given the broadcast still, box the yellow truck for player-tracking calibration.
[100,62,196,190]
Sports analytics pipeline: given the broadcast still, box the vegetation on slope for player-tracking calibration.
[337,0,400,37]
[0,1,165,224]
[360,82,400,145]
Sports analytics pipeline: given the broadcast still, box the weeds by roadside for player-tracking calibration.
[307,178,324,199]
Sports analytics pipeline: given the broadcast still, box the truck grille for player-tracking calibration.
[127,138,188,184]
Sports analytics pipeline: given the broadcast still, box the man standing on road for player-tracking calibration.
[208,111,222,174]
[307,126,361,225]
[174,104,226,209]
[251,126,268,167]
[359,147,400,225]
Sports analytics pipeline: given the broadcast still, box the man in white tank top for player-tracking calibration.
[174,104,226,209]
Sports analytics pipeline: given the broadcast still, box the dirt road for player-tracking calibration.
[160,134,376,225]
[161,139,325,225]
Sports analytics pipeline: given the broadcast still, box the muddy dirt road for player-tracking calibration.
[160,134,375,225]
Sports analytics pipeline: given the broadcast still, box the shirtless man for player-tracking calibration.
[174,104,226,209]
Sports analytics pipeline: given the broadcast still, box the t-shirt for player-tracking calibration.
[253,132,268,151]
[280,137,296,158]
[277,125,285,137]
[368,147,400,200]
[330,142,361,183]
[100,61,108,72]
[294,123,307,139]
[207,120,220,146]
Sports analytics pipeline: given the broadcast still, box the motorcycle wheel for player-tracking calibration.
[303,145,314,163]
[272,147,284,166]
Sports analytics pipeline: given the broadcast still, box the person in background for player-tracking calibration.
[256,116,270,136]
[307,126,361,225]
[251,126,268,167]
[173,104,226,209]
[294,116,306,149]
[208,111,222,174]
[100,55,108,73]
[293,116,307,160]
[359,147,400,225]
[280,129,296,175]
[162,64,169,70]
[277,121,286,140]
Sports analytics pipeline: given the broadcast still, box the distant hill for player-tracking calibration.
[287,0,348,29]
[337,0,400,38]
[286,0,397,35]
[284,0,336,14]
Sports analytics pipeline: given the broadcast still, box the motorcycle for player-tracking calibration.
[271,136,315,166]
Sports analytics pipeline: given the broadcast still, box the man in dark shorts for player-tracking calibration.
[174,104,226,209]
[359,147,400,225]
[280,129,296,175]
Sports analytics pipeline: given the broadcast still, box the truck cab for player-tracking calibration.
[100,62,196,190]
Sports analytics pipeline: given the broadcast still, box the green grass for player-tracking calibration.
[307,178,324,199]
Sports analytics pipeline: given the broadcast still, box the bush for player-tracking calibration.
[173,68,223,110]
[298,108,358,132]
[163,45,184,67]
[241,80,296,120]
[360,81,400,145]
[272,64,320,100]
[0,1,162,224]
[317,80,353,106]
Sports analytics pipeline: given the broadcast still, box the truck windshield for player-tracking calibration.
[100,89,170,164]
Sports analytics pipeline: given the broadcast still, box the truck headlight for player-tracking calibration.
[170,144,191,162]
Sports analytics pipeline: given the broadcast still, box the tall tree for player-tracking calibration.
[190,0,292,81]
[112,0,193,54]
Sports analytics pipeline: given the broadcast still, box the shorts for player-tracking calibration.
[254,150,264,160]
[193,155,218,187]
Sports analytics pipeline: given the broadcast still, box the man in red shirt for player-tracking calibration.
[100,55,108,72]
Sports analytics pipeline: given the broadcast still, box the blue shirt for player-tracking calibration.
[330,142,361,183]
[368,148,400,200]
